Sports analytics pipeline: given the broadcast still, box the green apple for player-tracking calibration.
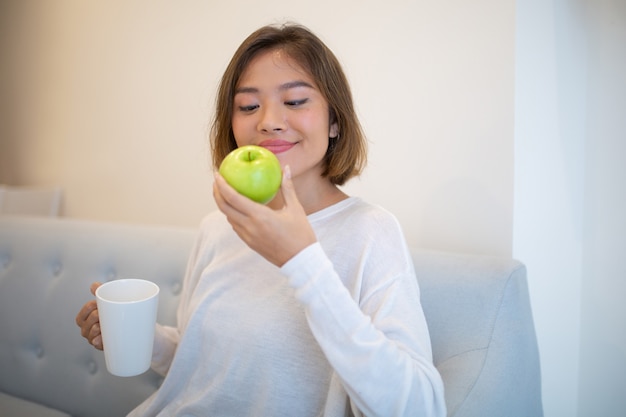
[218,145,282,204]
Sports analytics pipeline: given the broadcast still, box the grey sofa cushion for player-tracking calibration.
[0,392,70,417]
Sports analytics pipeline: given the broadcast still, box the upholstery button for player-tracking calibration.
[36,346,44,358]
[51,262,63,277]
[88,360,98,375]
[0,254,10,269]
[107,270,117,281]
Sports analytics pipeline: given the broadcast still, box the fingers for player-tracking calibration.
[75,283,104,351]
[89,329,103,350]
[213,172,267,227]
[213,173,245,213]
[223,172,263,210]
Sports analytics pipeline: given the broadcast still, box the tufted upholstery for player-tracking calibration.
[0,216,543,417]
[0,216,195,417]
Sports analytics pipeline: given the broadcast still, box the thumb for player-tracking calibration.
[90,282,102,296]
[280,165,299,207]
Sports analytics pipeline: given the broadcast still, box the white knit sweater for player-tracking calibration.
[128,197,445,417]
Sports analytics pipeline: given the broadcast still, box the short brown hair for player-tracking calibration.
[210,23,367,185]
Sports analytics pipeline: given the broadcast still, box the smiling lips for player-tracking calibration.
[258,139,296,154]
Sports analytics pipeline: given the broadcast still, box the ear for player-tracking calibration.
[329,121,339,139]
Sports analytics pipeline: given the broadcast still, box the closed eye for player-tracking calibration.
[238,104,259,112]
[285,99,308,107]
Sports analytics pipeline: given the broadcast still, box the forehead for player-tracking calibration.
[237,49,315,86]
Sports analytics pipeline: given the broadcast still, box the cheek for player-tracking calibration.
[230,117,248,146]
[296,111,330,137]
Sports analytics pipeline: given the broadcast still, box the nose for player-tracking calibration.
[257,103,286,133]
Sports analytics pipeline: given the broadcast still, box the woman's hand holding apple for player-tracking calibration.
[213,165,317,267]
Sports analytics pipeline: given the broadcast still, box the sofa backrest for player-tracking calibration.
[0,216,196,417]
[0,216,543,417]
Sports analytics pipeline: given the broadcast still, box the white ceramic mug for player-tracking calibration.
[96,279,159,377]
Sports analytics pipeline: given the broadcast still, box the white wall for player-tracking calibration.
[0,0,515,257]
[514,0,585,415]
[577,1,626,416]
[514,0,626,416]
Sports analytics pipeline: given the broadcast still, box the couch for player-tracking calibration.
[0,215,543,417]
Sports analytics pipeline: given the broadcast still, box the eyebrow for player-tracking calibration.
[235,80,315,94]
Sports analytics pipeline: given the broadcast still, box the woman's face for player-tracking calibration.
[231,49,338,185]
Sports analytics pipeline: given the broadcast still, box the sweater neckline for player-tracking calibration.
[307,196,359,222]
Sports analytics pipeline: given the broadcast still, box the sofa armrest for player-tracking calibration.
[413,250,543,417]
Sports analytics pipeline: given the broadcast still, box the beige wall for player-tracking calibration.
[0,0,515,257]
[4,2,625,416]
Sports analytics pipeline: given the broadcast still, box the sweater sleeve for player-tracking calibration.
[150,218,208,376]
[151,323,179,376]
[281,242,446,417]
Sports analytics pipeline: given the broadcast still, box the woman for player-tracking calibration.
[77,23,446,417]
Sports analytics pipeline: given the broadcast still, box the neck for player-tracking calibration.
[268,175,348,215]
